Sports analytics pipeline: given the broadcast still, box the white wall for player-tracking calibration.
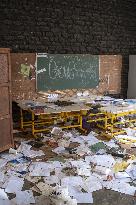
[127,55,136,98]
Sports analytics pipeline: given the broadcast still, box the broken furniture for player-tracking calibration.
[17,100,89,136]
[98,104,136,138]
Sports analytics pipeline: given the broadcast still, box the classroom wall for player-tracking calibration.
[11,54,122,101]
[1,1,136,96]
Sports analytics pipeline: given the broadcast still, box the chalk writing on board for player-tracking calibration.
[48,65,97,82]
[48,59,97,83]
[36,68,47,74]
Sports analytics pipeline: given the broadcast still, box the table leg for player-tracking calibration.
[32,112,35,136]
[20,108,24,130]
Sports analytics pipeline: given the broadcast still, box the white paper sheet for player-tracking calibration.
[0,199,15,205]
[0,159,8,169]
[103,139,119,148]
[12,190,35,205]
[52,146,66,154]
[69,187,93,204]
[44,176,60,185]
[0,188,8,200]
[0,172,5,182]
[61,176,83,187]
[82,175,102,193]
[77,167,91,176]
[80,134,99,145]
[75,145,91,156]
[6,170,23,178]
[102,179,136,195]
[51,127,62,135]
[70,160,90,168]
[25,149,45,158]
[85,154,115,168]
[123,128,136,136]
[115,172,131,179]
[58,139,70,147]
[50,161,62,168]
[55,167,66,179]
[13,163,30,173]
[29,162,51,176]
[17,143,44,158]
[0,153,23,162]
[74,193,93,203]
[4,176,24,194]
[116,134,136,141]
[126,164,136,180]
[69,136,85,144]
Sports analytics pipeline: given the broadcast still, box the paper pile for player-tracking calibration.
[0,126,136,204]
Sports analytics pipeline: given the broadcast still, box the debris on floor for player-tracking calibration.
[0,127,136,204]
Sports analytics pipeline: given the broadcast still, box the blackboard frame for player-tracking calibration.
[36,53,99,91]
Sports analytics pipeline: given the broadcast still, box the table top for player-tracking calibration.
[17,100,90,115]
[16,96,136,115]
[101,104,136,114]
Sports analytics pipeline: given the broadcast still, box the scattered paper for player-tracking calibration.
[0,159,8,168]
[17,143,44,158]
[69,187,93,204]
[12,190,35,205]
[70,160,90,168]
[126,164,136,180]
[115,172,130,179]
[9,148,18,155]
[61,176,83,187]
[103,179,136,196]
[83,175,103,193]
[103,139,119,148]
[1,153,23,162]
[53,146,66,154]
[4,176,24,194]
[0,172,5,182]
[85,154,115,168]
[0,199,14,205]
[51,127,62,135]
[44,176,60,185]
[80,134,99,145]
[29,162,51,176]
[77,167,91,176]
[0,188,8,200]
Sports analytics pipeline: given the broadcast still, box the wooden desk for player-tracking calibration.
[17,100,90,136]
[99,105,136,138]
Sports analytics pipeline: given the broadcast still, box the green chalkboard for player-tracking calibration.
[36,54,99,91]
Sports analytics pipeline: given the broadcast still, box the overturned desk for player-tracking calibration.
[17,100,90,136]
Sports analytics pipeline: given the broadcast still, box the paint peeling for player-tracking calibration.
[30,64,34,69]
[21,64,30,77]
